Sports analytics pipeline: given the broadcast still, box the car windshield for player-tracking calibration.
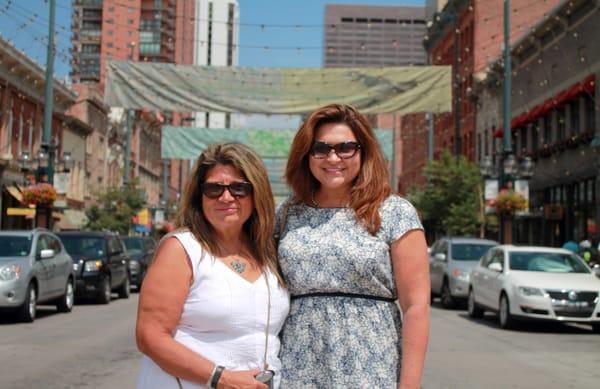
[451,243,495,261]
[60,236,105,258]
[0,236,32,257]
[509,251,590,273]
[122,238,144,254]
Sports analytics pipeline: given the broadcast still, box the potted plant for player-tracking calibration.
[495,189,527,216]
[22,183,58,207]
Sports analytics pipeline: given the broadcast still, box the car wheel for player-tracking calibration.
[440,280,455,309]
[16,283,36,323]
[56,279,74,313]
[499,293,516,329]
[117,276,130,299]
[467,289,484,319]
[97,276,111,304]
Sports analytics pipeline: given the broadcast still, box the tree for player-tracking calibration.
[85,181,145,235]
[409,151,483,237]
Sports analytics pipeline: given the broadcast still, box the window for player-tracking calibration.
[556,107,565,141]
[584,94,595,132]
[543,115,552,144]
[570,100,580,134]
[81,44,100,53]
[108,237,121,254]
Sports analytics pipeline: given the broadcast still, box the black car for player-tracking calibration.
[57,231,130,304]
[121,236,156,290]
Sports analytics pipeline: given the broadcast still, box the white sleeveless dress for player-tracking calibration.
[137,231,290,389]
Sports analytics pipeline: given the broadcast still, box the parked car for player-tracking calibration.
[57,231,130,304]
[0,229,76,322]
[430,237,498,308]
[121,236,156,290]
[468,245,600,332]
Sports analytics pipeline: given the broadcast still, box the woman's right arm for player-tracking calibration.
[136,237,266,388]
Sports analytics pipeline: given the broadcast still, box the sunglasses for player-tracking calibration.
[200,181,253,199]
[309,141,361,159]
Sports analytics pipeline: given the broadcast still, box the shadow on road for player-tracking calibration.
[456,311,595,334]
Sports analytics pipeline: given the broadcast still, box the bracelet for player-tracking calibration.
[209,365,225,388]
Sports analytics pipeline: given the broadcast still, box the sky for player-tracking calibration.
[0,0,425,79]
[0,0,424,129]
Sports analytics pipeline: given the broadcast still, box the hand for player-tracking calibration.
[217,368,268,389]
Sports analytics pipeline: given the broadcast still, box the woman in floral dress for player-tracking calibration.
[277,104,430,388]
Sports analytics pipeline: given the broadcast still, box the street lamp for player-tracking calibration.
[480,155,535,243]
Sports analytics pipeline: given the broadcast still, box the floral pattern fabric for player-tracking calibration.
[276,195,423,388]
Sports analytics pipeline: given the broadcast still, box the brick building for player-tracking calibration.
[397,0,560,193]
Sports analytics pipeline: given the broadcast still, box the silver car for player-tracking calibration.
[0,229,76,322]
[430,237,498,308]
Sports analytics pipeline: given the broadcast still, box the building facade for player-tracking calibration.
[192,0,239,129]
[0,38,81,229]
[71,0,196,212]
[324,4,427,68]
[397,0,560,193]
[475,0,600,246]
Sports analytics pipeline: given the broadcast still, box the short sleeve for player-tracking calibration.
[381,195,424,245]
[275,197,293,240]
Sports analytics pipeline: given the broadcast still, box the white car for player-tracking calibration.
[468,245,600,332]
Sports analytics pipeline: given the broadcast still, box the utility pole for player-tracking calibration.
[502,0,512,157]
[42,0,56,185]
[453,16,461,159]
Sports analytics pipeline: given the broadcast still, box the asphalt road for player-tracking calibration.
[1,293,599,388]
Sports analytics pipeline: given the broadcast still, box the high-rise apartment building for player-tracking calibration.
[71,0,195,87]
[192,0,239,129]
[323,4,427,68]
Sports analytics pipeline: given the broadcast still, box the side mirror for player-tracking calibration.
[39,249,55,259]
[593,264,600,278]
[488,262,503,272]
[434,253,447,262]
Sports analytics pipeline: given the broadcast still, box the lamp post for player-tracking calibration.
[480,155,535,243]
[18,147,75,228]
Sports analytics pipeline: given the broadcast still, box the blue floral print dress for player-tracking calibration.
[276,195,423,388]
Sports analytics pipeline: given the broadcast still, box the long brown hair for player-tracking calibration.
[285,104,391,235]
[177,142,284,285]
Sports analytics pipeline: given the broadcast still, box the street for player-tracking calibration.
[1,294,599,388]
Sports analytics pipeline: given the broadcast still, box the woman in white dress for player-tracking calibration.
[136,143,290,389]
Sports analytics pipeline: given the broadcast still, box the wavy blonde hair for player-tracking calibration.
[176,142,284,285]
[285,104,391,235]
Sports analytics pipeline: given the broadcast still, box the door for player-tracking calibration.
[107,237,126,288]
[47,235,70,296]
[33,235,53,301]
[488,250,506,308]
[479,249,505,309]
[430,240,448,294]
[470,250,491,306]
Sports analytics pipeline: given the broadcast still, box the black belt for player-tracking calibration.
[291,292,397,303]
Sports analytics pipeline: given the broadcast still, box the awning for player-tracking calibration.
[494,74,595,138]
[5,185,24,203]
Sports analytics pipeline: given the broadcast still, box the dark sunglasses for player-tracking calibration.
[309,141,362,159]
[200,181,253,199]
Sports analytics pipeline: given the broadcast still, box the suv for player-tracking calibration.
[430,237,498,308]
[121,236,156,290]
[58,231,130,304]
[0,229,76,322]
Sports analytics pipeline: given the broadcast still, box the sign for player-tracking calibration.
[154,209,165,225]
[484,180,498,200]
[7,207,36,216]
[54,173,69,195]
[133,208,152,232]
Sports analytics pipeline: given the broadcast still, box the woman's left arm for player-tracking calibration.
[391,229,430,389]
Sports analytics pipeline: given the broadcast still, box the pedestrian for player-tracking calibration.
[562,239,579,253]
[136,143,290,389]
[276,104,430,388]
[579,239,599,266]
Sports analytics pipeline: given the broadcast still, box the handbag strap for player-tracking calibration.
[262,272,271,371]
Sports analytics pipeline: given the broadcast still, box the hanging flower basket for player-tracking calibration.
[22,183,58,206]
[495,189,527,216]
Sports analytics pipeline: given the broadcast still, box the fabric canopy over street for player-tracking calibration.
[105,61,452,114]
[161,126,393,200]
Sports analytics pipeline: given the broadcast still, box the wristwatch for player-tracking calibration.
[208,365,225,388]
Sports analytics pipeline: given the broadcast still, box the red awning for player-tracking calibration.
[493,74,595,138]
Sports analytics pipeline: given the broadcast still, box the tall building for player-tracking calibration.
[71,0,195,87]
[192,0,239,129]
[70,0,196,210]
[425,0,448,22]
[323,4,427,68]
